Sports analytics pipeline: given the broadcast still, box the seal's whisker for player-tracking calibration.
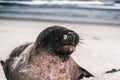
[79,38,83,40]
[78,38,85,45]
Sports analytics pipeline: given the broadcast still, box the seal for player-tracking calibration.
[1,26,93,80]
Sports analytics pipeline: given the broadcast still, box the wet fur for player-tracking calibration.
[1,26,93,80]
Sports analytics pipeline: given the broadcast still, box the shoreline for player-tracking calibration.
[0,17,120,26]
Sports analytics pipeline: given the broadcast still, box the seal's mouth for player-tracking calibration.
[62,45,76,52]
[56,45,76,55]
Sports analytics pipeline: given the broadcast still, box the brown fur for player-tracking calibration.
[1,26,93,80]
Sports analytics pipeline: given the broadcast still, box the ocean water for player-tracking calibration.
[0,1,120,24]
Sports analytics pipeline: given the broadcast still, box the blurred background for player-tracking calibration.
[0,0,120,24]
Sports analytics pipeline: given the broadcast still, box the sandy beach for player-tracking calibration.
[0,18,120,80]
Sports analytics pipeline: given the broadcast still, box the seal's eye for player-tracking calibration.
[63,34,68,40]
[63,31,73,41]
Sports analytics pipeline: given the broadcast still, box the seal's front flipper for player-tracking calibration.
[0,60,5,67]
[0,60,10,80]
[78,67,94,80]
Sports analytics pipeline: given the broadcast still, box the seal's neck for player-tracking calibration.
[44,48,71,62]
[33,48,70,62]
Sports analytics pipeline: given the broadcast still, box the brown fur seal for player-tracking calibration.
[1,26,93,80]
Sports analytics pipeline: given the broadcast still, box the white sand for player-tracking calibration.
[0,19,120,80]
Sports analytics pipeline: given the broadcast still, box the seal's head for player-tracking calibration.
[35,26,79,56]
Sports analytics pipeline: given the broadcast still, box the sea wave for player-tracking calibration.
[0,1,120,10]
[0,1,120,24]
